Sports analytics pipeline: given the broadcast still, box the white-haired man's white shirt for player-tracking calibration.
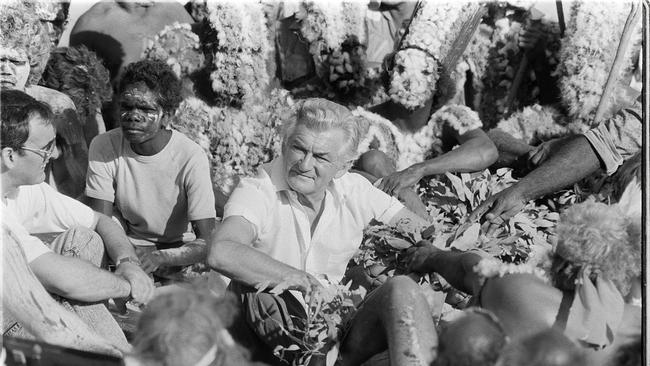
[224,157,407,285]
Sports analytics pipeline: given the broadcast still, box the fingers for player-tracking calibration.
[468,196,495,223]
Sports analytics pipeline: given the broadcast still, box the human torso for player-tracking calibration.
[86,129,213,244]
[223,158,404,283]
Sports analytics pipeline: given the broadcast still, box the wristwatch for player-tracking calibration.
[116,256,142,267]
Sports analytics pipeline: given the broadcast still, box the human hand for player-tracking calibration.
[377,166,422,196]
[270,270,324,298]
[518,21,545,52]
[404,240,442,273]
[468,186,527,236]
[115,261,155,305]
[527,138,560,168]
[140,250,166,274]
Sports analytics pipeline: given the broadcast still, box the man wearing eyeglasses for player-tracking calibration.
[1,2,89,198]
[1,90,154,350]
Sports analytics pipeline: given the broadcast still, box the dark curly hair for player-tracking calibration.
[40,46,112,130]
[118,59,183,114]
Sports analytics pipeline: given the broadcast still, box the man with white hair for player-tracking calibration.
[209,98,437,365]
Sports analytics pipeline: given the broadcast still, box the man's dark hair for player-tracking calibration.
[433,308,507,366]
[118,59,183,114]
[1,90,53,152]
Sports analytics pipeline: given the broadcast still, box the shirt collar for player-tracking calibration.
[263,156,347,204]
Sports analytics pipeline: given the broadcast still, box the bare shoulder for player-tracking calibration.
[71,2,120,32]
[149,2,194,22]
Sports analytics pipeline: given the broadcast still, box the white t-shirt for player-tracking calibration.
[86,128,216,244]
[2,182,99,262]
[224,157,405,284]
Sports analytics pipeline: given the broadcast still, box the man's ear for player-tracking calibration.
[1,147,17,169]
[334,160,354,179]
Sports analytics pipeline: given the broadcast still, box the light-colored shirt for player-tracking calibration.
[223,157,405,284]
[583,106,642,175]
[2,182,99,262]
[86,128,216,244]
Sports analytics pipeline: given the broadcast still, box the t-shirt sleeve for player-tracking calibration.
[352,173,405,224]
[31,183,99,233]
[186,151,217,221]
[223,178,269,240]
[86,134,117,202]
[583,107,642,175]
[2,214,52,263]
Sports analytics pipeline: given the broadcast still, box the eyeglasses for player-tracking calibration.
[21,143,56,163]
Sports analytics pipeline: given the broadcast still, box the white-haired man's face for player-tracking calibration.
[282,124,350,202]
[0,47,30,91]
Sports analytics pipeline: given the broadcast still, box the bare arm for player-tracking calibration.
[30,253,131,303]
[207,216,320,293]
[378,128,498,195]
[3,232,127,356]
[414,128,498,176]
[86,199,154,304]
[406,245,483,295]
[469,135,601,229]
[143,218,217,270]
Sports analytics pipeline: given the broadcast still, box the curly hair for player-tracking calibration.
[433,308,507,366]
[553,198,641,295]
[495,328,586,366]
[132,287,255,366]
[0,3,48,79]
[118,59,183,114]
[40,46,112,128]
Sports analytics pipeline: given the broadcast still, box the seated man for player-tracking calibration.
[1,90,154,350]
[1,3,89,198]
[86,60,216,279]
[408,193,641,365]
[208,98,437,365]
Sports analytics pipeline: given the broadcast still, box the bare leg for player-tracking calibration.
[338,276,437,366]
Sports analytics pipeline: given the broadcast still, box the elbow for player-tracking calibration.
[480,141,499,168]
[206,241,228,271]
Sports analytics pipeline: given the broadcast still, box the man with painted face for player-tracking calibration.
[1,90,154,351]
[209,98,438,365]
[86,60,216,279]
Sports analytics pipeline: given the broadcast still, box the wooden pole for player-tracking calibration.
[593,2,641,124]
[556,1,566,37]
[2,231,126,357]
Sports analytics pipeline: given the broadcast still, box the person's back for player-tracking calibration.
[70,1,194,85]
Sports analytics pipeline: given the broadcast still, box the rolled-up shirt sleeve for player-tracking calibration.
[582,107,642,175]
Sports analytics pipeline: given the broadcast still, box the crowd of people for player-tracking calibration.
[1,1,643,366]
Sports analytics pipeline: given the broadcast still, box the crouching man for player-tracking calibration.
[1,90,154,350]
[208,98,437,365]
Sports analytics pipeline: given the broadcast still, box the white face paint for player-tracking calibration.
[0,47,30,90]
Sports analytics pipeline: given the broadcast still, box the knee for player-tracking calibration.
[57,227,105,265]
[381,275,421,300]
[357,150,396,178]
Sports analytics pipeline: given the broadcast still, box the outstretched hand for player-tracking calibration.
[404,240,441,274]
[468,186,527,236]
[377,167,422,196]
